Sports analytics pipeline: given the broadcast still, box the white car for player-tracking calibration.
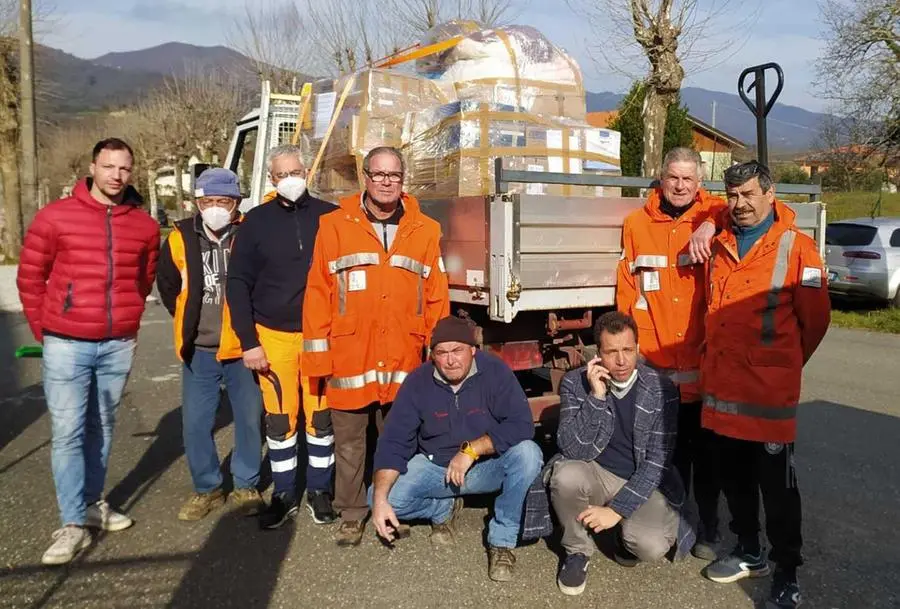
[825,217,900,307]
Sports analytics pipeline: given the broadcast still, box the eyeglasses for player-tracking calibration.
[432,346,470,359]
[197,197,237,209]
[272,170,306,180]
[365,170,403,184]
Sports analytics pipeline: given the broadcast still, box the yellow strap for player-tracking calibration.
[291,82,313,146]
[494,30,522,110]
[375,36,465,68]
[309,75,358,185]
[479,103,491,195]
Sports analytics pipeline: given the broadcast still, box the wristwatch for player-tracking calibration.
[460,441,479,461]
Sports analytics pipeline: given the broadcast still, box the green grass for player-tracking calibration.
[831,307,900,333]
[830,298,900,334]
[822,191,900,221]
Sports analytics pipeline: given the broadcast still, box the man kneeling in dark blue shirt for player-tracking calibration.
[369,316,543,583]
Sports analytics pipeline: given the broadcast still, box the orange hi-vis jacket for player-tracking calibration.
[701,199,831,444]
[302,192,450,410]
[616,188,726,401]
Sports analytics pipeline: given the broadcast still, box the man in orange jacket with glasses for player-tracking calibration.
[302,146,449,547]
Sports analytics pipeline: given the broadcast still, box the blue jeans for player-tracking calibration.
[182,350,262,493]
[369,440,543,548]
[42,335,137,526]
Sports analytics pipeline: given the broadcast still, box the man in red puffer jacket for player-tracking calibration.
[16,138,160,566]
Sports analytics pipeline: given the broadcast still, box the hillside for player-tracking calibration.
[586,87,828,151]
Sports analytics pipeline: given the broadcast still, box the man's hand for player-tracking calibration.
[586,357,611,399]
[372,498,401,542]
[445,451,475,487]
[688,221,716,263]
[577,505,623,533]
[242,346,269,372]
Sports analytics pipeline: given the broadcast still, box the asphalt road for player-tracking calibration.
[1,304,898,609]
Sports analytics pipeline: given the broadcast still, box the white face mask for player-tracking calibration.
[276,176,307,202]
[200,206,233,232]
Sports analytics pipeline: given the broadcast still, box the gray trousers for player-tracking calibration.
[549,459,679,561]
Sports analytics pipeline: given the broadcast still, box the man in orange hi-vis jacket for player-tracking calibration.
[616,147,726,561]
[700,162,830,609]
[303,146,449,548]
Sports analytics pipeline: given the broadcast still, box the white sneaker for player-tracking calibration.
[85,500,134,532]
[42,526,92,565]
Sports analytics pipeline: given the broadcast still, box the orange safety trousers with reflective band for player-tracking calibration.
[301,192,450,410]
[166,225,243,362]
[700,200,831,444]
[255,324,328,440]
[616,188,726,401]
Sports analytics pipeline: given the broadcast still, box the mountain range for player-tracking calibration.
[37,42,827,151]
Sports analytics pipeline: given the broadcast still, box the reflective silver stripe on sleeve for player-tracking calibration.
[389,254,426,276]
[438,257,446,273]
[632,255,668,270]
[703,395,797,421]
[302,339,329,353]
[423,265,433,279]
[328,252,382,275]
[677,253,696,267]
[337,271,347,316]
[761,231,797,345]
[651,366,700,384]
[329,369,409,390]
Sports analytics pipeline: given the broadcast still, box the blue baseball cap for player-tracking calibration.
[195,168,241,199]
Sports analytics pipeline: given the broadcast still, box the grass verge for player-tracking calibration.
[830,299,900,334]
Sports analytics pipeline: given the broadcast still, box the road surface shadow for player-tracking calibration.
[732,400,900,608]
[106,393,236,513]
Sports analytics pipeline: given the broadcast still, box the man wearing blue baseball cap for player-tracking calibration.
[157,167,264,521]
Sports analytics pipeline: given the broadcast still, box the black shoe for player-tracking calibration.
[704,544,770,583]
[557,553,590,596]
[613,530,640,568]
[306,490,337,524]
[258,493,299,530]
[691,527,723,561]
[766,570,803,608]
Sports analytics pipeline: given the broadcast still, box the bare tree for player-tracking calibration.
[817,0,900,161]
[130,68,247,217]
[567,0,759,177]
[230,0,521,81]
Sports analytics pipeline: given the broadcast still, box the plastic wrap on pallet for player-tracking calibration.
[300,69,448,200]
[402,101,621,199]
[415,22,586,120]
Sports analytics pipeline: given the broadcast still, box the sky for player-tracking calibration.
[41,0,828,111]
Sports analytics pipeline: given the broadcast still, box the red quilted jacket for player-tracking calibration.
[16,179,161,342]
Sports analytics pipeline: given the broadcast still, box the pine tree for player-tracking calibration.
[609,82,694,177]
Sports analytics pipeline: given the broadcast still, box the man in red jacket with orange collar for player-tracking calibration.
[17,138,160,565]
[303,146,449,547]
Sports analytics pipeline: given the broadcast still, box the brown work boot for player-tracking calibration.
[488,546,517,582]
[178,488,226,521]
[230,487,265,517]
[430,497,464,546]
[335,519,365,547]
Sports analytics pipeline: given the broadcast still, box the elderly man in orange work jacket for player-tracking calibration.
[700,161,830,609]
[302,146,450,547]
[616,146,726,560]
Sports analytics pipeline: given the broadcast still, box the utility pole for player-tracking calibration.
[19,0,38,224]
